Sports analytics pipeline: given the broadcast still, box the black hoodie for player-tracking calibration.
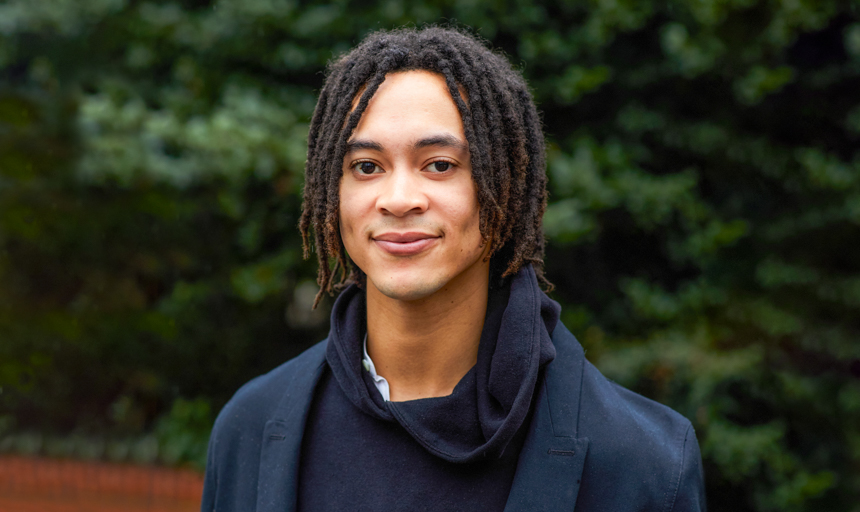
[297,265,559,511]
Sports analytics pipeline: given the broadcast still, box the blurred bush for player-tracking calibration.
[0,0,858,509]
[0,397,209,469]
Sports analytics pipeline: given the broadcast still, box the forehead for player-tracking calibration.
[349,70,466,145]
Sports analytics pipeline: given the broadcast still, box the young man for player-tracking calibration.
[202,27,706,511]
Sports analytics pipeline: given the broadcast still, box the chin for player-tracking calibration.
[369,273,447,302]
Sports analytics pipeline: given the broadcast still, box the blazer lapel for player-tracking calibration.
[256,343,328,512]
[505,324,589,512]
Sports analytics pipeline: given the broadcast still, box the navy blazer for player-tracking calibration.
[201,323,706,511]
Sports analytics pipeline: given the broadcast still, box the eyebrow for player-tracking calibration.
[412,134,468,152]
[345,139,384,153]
[344,134,469,155]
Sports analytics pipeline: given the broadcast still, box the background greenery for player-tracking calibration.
[1,0,858,509]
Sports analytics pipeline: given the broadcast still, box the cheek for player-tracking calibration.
[338,183,381,270]
[441,189,482,241]
[338,184,363,244]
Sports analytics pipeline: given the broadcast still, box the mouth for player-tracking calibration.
[372,231,440,256]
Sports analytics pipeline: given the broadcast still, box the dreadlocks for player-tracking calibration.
[299,26,551,306]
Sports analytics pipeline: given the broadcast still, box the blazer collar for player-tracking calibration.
[256,345,328,512]
[503,322,590,511]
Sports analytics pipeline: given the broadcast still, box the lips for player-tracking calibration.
[373,231,440,256]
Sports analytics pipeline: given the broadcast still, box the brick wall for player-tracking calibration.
[0,456,203,512]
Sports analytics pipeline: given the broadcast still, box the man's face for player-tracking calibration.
[339,70,489,302]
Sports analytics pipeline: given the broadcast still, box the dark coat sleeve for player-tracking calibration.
[668,423,707,512]
[201,431,216,512]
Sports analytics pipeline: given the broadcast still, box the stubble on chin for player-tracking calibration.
[368,273,447,303]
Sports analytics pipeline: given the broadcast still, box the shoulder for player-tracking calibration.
[579,356,693,455]
[550,324,706,511]
[550,323,692,444]
[201,340,328,511]
[213,340,328,435]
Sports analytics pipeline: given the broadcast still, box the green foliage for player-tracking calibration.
[155,398,212,470]
[1,0,859,510]
[0,398,210,469]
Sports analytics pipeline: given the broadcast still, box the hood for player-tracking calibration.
[325,264,559,463]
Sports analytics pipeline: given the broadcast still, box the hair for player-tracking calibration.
[299,26,552,306]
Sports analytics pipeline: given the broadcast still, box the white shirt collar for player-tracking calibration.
[362,333,391,401]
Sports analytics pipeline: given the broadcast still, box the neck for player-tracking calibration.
[365,263,490,402]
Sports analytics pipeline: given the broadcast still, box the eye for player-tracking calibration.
[427,161,452,173]
[354,161,381,175]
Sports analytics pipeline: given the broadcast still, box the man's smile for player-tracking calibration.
[372,231,441,256]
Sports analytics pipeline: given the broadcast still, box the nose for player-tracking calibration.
[376,168,428,217]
